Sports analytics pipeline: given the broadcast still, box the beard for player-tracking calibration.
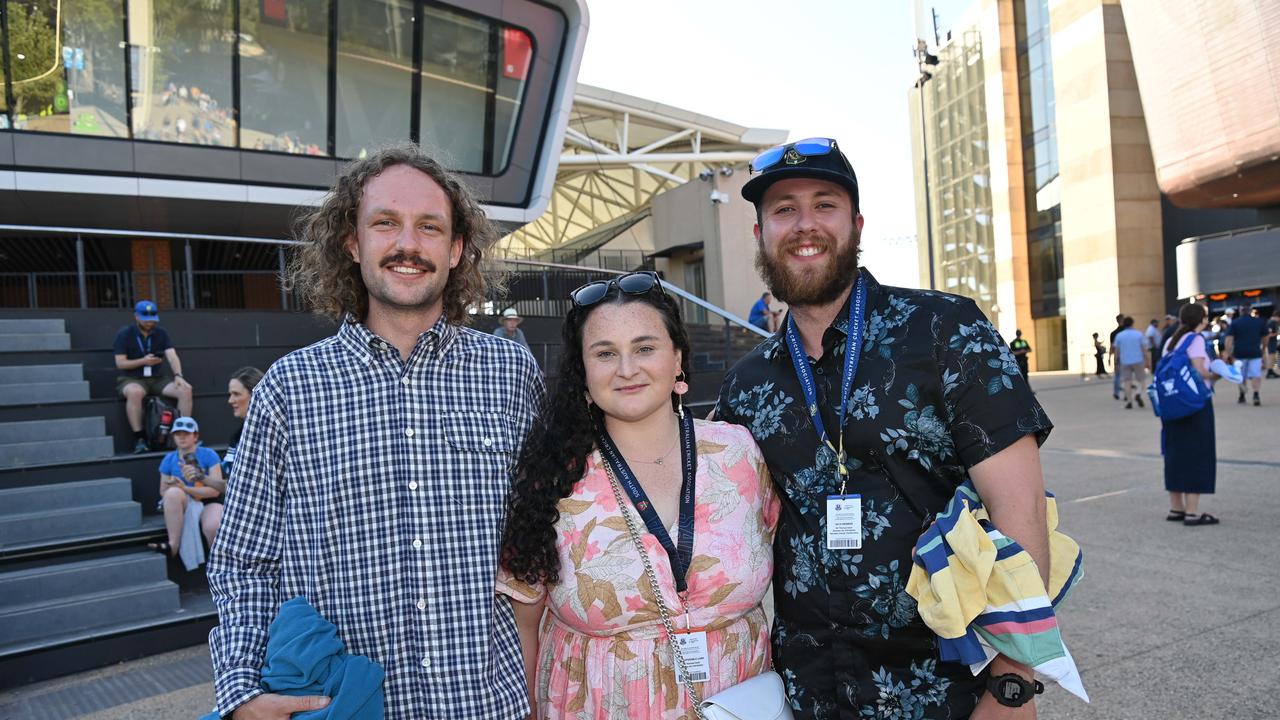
[755,228,860,307]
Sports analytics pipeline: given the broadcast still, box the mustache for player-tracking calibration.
[379,253,438,272]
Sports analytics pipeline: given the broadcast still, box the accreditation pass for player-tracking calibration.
[673,630,710,683]
[826,494,862,550]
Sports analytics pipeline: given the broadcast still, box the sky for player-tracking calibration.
[576,0,972,288]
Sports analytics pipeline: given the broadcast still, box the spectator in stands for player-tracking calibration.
[222,366,263,479]
[748,291,780,332]
[150,417,224,570]
[113,300,193,453]
[492,307,531,352]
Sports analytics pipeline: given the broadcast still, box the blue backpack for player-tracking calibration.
[1147,333,1211,421]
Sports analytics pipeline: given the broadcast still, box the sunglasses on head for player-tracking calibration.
[749,137,841,174]
[569,271,665,308]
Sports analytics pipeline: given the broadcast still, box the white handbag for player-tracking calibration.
[602,457,795,720]
[698,669,793,720]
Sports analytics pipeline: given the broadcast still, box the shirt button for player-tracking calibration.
[416,599,426,610]
[815,367,825,375]
[482,437,493,447]
[405,427,415,437]
[412,538,422,549]
[420,656,431,668]
[400,376,410,386]
[408,481,418,491]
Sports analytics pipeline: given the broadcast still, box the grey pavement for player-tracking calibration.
[2,372,1277,719]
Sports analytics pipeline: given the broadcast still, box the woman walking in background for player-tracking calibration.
[1093,333,1109,376]
[1161,303,1220,526]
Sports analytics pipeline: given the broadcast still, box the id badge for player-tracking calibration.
[826,494,862,550]
[673,630,710,683]
[143,365,153,378]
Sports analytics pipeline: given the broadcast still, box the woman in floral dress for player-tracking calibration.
[499,273,780,719]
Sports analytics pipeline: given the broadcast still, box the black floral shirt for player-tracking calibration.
[715,269,1052,720]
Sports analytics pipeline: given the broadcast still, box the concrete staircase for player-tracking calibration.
[0,417,114,469]
[0,478,147,553]
[0,319,73,353]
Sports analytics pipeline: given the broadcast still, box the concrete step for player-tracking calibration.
[0,552,167,608]
[0,381,90,406]
[0,436,114,469]
[0,581,180,646]
[0,334,72,352]
[0,417,105,445]
[0,319,65,334]
[0,478,133,516]
[0,364,84,385]
[0,501,141,549]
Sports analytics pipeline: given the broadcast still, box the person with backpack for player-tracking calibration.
[1158,303,1220,527]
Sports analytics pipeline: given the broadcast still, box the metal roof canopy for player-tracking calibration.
[501,84,786,256]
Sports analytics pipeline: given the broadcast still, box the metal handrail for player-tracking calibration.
[502,259,770,338]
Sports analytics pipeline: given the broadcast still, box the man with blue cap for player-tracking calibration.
[113,299,193,453]
[715,138,1056,718]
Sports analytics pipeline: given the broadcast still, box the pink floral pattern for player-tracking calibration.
[499,420,780,719]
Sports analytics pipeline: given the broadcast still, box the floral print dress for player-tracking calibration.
[716,269,1052,720]
[498,420,780,719]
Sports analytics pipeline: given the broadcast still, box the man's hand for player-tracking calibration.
[972,690,1037,719]
[144,354,164,366]
[174,375,192,391]
[231,693,329,719]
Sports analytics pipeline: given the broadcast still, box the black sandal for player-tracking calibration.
[1166,510,1186,522]
[148,540,176,557]
[1183,513,1220,526]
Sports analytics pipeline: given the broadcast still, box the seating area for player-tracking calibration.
[0,306,764,688]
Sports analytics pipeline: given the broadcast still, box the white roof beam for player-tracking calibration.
[558,151,757,167]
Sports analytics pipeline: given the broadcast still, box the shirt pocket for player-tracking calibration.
[440,411,519,508]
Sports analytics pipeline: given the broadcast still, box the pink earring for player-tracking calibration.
[673,379,689,395]
[674,374,688,419]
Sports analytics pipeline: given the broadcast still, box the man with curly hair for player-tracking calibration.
[208,143,544,720]
[715,138,1054,719]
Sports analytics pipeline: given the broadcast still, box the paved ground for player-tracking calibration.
[2,372,1277,719]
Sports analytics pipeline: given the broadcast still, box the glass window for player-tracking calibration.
[335,0,413,159]
[5,0,127,136]
[419,6,531,174]
[127,0,234,147]
[239,0,329,155]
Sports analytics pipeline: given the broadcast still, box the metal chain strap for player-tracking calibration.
[600,454,708,718]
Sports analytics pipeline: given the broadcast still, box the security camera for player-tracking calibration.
[698,169,715,182]
[709,190,729,204]
[718,166,734,177]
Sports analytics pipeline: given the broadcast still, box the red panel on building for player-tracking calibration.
[503,28,532,80]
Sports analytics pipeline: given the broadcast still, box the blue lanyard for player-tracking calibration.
[784,274,867,493]
[597,411,697,593]
[136,330,152,356]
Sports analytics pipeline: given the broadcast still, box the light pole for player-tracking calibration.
[915,39,938,290]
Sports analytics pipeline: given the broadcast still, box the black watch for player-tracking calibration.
[987,673,1043,707]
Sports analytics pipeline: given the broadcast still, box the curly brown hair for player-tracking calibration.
[287,142,502,325]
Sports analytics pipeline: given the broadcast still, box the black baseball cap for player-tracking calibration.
[741,137,860,209]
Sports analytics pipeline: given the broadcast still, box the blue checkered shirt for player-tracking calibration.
[208,316,545,719]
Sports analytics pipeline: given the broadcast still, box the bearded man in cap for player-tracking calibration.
[715,138,1055,718]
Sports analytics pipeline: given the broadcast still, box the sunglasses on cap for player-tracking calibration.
[749,137,845,174]
[569,271,665,308]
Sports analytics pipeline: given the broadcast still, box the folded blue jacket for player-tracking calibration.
[201,596,384,719]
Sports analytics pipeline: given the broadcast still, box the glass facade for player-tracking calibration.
[240,0,329,154]
[921,28,997,315]
[0,0,534,173]
[1016,0,1065,369]
[5,0,129,136]
[1016,0,1064,321]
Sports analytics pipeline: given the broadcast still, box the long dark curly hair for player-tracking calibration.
[501,285,693,586]
[286,142,501,325]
